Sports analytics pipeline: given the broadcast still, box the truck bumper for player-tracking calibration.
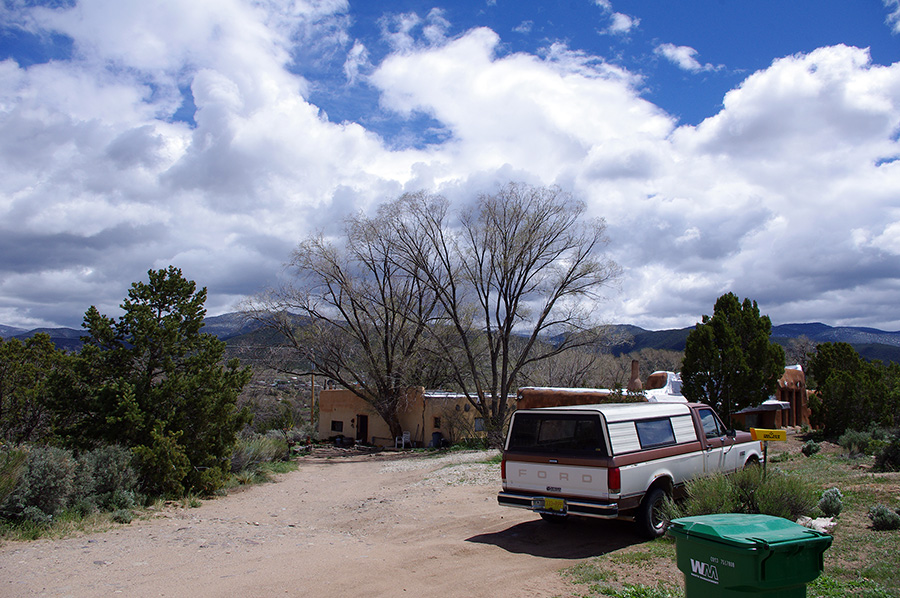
[497,491,619,519]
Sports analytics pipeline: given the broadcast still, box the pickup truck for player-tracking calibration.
[497,402,763,538]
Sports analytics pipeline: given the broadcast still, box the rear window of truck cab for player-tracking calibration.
[507,413,609,457]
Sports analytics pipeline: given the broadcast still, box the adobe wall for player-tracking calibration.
[776,368,809,427]
[317,388,393,444]
[317,387,495,447]
[516,387,630,409]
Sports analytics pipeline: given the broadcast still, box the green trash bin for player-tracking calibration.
[668,513,832,597]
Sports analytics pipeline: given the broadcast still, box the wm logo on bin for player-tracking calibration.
[690,559,719,584]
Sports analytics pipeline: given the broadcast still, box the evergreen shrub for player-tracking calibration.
[875,434,900,472]
[868,504,900,531]
[818,487,843,518]
[801,440,821,457]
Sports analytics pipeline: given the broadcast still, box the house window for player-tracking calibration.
[433,416,441,429]
[474,417,485,432]
[331,420,344,433]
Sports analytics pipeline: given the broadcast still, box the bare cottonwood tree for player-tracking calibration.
[785,335,816,372]
[245,208,439,439]
[517,327,634,388]
[517,345,607,388]
[392,183,621,444]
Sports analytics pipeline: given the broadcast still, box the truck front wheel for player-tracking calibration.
[636,487,669,539]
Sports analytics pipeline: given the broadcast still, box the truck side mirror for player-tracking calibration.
[726,428,737,438]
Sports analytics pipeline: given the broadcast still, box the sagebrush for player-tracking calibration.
[1,445,140,524]
[666,467,817,521]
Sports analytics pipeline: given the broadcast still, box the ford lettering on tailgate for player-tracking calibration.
[508,462,604,496]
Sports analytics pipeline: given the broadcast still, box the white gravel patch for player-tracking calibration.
[420,462,501,487]
[378,450,499,473]
[378,450,502,486]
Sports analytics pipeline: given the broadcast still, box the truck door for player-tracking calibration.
[698,408,726,473]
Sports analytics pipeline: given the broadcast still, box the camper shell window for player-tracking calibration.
[635,418,676,449]
[507,413,608,456]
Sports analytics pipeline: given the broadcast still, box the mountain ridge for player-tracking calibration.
[3,314,899,363]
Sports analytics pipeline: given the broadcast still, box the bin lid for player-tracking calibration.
[669,514,831,549]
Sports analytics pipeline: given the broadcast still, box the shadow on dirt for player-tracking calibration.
[466,516,646,559]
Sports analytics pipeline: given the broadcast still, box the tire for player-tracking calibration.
[540,512,568,524]
[636,487,669,539]
[744,456,761,469]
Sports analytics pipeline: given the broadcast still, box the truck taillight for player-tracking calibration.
[608,467,620,494]
[500,457,506,481]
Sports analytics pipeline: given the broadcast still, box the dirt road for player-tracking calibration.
[1,449,669,598]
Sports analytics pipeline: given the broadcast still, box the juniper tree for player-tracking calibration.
[681,293,785,425]
[52,267,251,495]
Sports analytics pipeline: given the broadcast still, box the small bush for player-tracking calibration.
[0,447,28,505]
[875,434,900,472]
[73,446,140,510]
[21,505,53,525]
[1,446,76,520]
[839,429,872,456]
[671,473,738,518]
[729,466,766,513]
[801,440,821,457]
[818,487,843,518]
[131,429,191,497]
[111,509,133,524]
[754,471,818,520]
[768,451,791,463]
[230,434,290,473]
[104,488,137,511]
[71,497,98,518]
[83,445,137,496]
[868,504,900,531]
[454,437,489,450]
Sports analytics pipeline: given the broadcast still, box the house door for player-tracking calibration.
[356,414,368,443]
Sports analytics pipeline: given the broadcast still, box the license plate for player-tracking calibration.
[533,497,566,513]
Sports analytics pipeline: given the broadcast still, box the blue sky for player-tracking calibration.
[1,0,899,332]
[296,1,900,141]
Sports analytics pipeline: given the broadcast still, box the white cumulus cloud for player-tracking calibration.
[0,1,899,333]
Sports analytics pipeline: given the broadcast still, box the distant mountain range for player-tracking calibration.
[3,314,900,364]
[0,313,268,353]
[606,322,900,364]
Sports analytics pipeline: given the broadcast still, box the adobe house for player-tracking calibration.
[731,365,810,429]
[317,386,504,447]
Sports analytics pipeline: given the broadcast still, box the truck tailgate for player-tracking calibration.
[504,459,608,498]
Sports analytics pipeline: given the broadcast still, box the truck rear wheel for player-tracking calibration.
[636,487,669,539]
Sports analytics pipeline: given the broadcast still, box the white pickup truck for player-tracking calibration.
[497,402,763,538]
